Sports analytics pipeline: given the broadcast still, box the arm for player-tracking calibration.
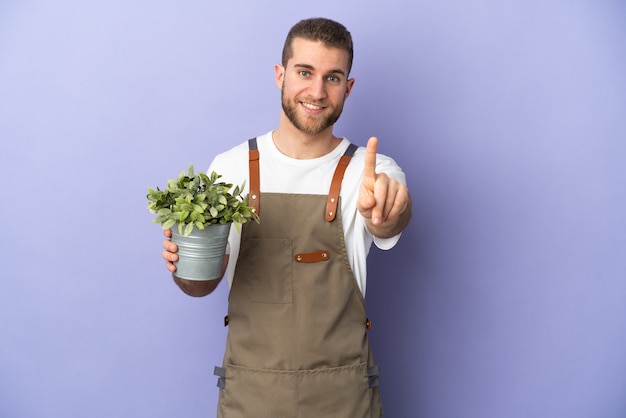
[162,229,227,297]
[357,137,412,238]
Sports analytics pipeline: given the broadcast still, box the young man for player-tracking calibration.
[161,17,411,417]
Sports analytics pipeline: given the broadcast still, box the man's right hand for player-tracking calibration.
[162,228,178,272]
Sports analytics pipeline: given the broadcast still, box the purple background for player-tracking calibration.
[1,1,625,417]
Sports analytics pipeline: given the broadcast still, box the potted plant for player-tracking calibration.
[147,164,259,281]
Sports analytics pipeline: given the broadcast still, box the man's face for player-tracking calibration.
[276,38,354,136]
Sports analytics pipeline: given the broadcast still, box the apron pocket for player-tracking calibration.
[235,238,293,303]
[219,364,297,418]
[218,363,373,418]
[297,363,371,418]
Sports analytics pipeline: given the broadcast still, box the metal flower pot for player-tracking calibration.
[170,223,231,281]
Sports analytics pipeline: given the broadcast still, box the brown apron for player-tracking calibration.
[214,138,383,418]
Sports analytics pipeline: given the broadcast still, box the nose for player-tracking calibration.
[308,76,327,99]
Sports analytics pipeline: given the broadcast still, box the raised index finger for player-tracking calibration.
[363,136,378,180]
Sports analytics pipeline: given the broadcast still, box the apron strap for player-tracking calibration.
[248,138,357,223]
[248,138,261,216]
[326,143,358,222]
[367,365,381,388]
[214,366,227,388]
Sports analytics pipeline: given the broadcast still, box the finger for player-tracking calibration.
[382,180,400,221]
[162,239,178,253]
[164,228,172,238]
[357,178,376,213]
[383,184,409,222]
[162,248,178,264]
[363,137,378,182]
[371,173,389,225]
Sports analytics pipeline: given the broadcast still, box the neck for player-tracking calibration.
[273,112,341,159]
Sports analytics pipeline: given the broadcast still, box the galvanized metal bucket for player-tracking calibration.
[170,223,231,281]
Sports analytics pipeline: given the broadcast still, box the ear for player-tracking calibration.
[344,77,355,99]
[274,64,285,89]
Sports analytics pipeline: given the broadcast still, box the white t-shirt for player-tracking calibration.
[208,131,406,296]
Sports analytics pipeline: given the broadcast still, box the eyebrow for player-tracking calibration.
[293,63,347,77]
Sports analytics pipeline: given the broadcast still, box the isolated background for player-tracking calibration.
[1,1,625,417]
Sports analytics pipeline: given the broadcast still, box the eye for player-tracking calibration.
[299,70,310,77]
[328,75,339,82]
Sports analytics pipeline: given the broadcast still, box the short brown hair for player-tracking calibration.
[282,18,354,74]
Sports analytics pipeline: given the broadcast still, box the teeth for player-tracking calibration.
[302,102,322,110]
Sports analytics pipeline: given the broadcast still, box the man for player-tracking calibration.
[161,17,411,417]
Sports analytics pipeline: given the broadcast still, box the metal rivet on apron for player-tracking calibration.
[296,255,303,261]
[251,194,257,200]
[366,318,372,329]
[328,211,333,217]
[330,197,335,203]
[322,252,328,258]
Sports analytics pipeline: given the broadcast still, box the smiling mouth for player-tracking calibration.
[301,101,326,111]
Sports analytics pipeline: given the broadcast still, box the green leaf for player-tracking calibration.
[162,219,176,229]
